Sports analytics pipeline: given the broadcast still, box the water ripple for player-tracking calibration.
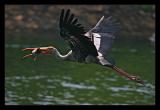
[61,81,97,90]
[109,84,155,96]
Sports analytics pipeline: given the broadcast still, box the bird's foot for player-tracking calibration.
[130,75,144,85]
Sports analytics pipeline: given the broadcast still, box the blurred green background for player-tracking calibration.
[5,5,155,105]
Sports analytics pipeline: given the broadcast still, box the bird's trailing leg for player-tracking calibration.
[110,65,144,85]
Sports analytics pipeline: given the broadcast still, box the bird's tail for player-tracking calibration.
[109,65,144,85]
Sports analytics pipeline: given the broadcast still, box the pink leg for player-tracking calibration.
[111,66,144,85]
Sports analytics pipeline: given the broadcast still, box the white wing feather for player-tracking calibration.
[85,16,120,56]
[85,16,120,66]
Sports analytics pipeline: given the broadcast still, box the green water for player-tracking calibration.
[5,31,155,105]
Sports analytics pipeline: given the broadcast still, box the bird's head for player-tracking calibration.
[31,46,57,55]
[22,46,57,60]
[41,46,56,55]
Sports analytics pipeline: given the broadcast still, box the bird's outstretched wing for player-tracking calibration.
[59,9,86,38]
[88,16,120,34]
[59,9,98,60]
[85,16,121,56]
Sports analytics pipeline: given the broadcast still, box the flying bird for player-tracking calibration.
[22,9,144,85]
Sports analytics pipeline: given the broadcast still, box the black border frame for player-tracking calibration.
[1,0,159,109]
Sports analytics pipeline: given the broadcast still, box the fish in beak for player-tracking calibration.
[22,46,54,61]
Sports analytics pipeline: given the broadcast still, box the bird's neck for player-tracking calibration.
[54,48,72,60]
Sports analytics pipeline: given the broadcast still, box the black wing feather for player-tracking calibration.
[68,14,74,24]
[59,9,64,28]
[59,9,86,37]
[71,18,78,25]
[64,9,70,24]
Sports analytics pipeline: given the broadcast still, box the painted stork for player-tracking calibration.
[22,9,144,85]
